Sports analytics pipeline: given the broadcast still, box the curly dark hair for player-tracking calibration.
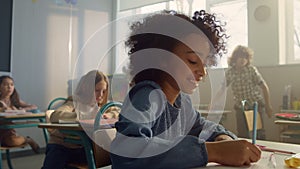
[125,10,229,85]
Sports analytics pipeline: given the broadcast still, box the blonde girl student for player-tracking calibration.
[42,70,119,169]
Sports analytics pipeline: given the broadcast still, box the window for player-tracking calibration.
[208,0,247,68]
[115,1,209,73]
[115,2,169,74]
[115,0,247,72]
[284,0,300,65]
[294,0,300,61]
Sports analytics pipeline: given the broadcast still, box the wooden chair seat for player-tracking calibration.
[0,143,28,150]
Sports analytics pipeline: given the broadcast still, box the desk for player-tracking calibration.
[201,139,300,169]
[280,109,300,113]
[38,123,96,169]
[0,112,47,169]
[0,112,47,141]
[99,139,300,169]
[38,119,117,169]
[275,120,300,142]
[197,110,231,124]
[275,120,300,126]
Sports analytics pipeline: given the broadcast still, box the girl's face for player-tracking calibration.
[235,57,248,68]
[170,33,209,94]
[94,81,107,104]
[0,78,14,97]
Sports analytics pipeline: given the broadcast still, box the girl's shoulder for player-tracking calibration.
[130,81,162,95]
[126,80,166,109]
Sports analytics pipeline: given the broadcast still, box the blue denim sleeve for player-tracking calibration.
[188,111,238,141]
[111,125,208,169]
[110,82,210,169]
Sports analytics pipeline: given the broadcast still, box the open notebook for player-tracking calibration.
[0,110,32,116]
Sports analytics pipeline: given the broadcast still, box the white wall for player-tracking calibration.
[248,0,280,66]
[10,0,113,148]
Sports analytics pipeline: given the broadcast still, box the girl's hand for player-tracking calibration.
[206,140,261,166]
[102,111,119,119]
[214,134,234,141]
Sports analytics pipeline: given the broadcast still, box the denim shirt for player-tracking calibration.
[111,81,237,169]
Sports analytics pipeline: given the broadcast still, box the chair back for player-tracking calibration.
[46,97,67,123]
[241,100,263,132]
[92,101,122,167]
[47,97,67,110]
[244,110,263,131]
[94,101,122,130]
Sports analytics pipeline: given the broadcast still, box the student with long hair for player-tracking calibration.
[0,75,40,153]
[42,70,119,169]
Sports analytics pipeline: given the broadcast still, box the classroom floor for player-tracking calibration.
[1,153,45,169]
[1,153,112,169]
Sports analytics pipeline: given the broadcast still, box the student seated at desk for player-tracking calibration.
[110,10,261,169]
[0,75,40,153]
[42,70,119,169]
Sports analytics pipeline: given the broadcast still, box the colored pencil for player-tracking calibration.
[252,102,258,144]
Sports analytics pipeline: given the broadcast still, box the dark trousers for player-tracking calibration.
[41,144,87,169]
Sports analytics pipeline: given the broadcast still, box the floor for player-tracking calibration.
[1,153,112,169]
[1,153,45,169]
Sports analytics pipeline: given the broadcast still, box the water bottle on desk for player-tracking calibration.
[282,85,291,110]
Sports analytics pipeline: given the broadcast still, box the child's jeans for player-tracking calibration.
[41,143,87,169]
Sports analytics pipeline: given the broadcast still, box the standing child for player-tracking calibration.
[110,10,261,169]
[212,45,273,139]
[0,75,40,153]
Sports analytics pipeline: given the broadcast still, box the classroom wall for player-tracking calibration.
[8,0,114,148]
[248,0,280,66]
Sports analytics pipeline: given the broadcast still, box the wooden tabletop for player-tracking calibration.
[0,112,45,119]
[275,120,300,125]
[38,123,83,130]
[38,118,118,131]
[280,109,300,113]
[98,139,300,169]
[197,110,231,115]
